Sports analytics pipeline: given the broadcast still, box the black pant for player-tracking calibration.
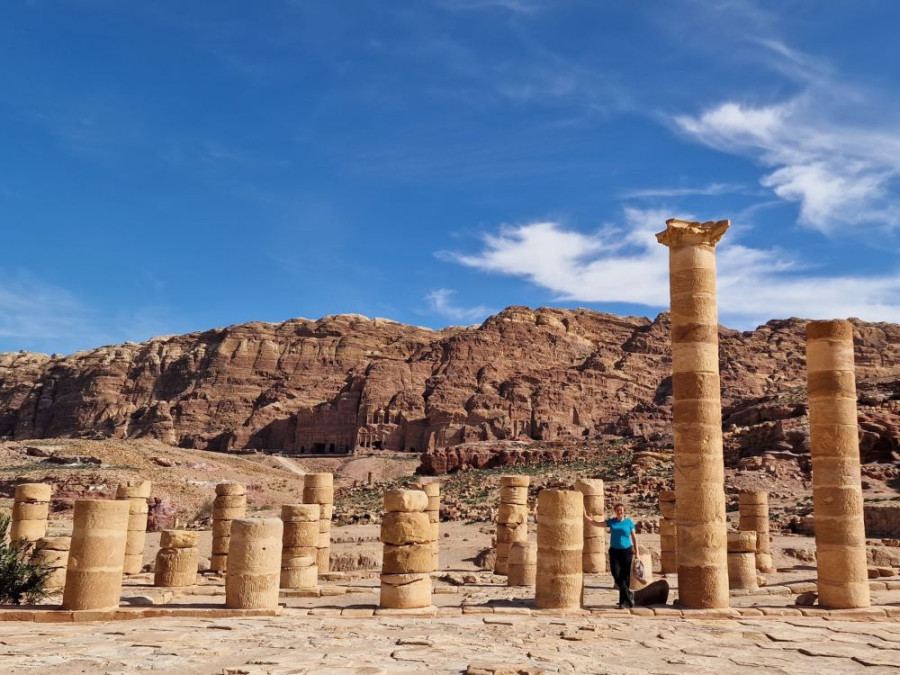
[609,547,634,606]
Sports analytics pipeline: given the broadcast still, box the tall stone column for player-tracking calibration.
[535,489,583,609]
[575,478,606,574]
[280,504,319,589]
[303,473,334,574]
[62,499,130,611]
[656,218,730,609]
[658,491,677,574]
[211,482,247,573]
[116,480,151,575]
[806,320,870,609]
[413,480,441,572]
[495,475,529,575]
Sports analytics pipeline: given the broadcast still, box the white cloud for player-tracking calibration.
[623,182,747,199]
[0,271,94,352]
[445,211,900,328]
[425,289,493,324]
[673,70,900,233]
[436,0,544,13]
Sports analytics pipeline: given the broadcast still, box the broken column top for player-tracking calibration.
[656,219,730,248]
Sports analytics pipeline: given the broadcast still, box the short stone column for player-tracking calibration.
[155,530,199,587]
[116,480,151,575]
[62,499,130,611]
[303,473,334,574]
[806,320,870,609]
[34,536,70,589]
[225,518,283,609]
[727,531,758,591]
[414,480,441,572]
[507,541,537,587]
[656,218,730,609]
[211,482,247,573]
[494,475,529,575]
[535,489,583,609]
[575,478,606,573]
[380,489,433,609]
[280,504,319,589]
[738,492,773,573]
[659,491,677,574]
[11,483,52,542]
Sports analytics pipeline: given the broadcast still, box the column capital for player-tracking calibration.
[656,219,729,248]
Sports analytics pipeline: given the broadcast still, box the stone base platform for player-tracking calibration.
[0,605,281,623]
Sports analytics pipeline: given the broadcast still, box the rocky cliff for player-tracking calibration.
[1,307,898,459]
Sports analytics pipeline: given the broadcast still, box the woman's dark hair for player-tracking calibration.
[613,502,625,510]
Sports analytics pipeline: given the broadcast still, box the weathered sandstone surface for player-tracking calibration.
[1,308,898,466]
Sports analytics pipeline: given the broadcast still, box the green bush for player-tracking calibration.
[0,513,55,605]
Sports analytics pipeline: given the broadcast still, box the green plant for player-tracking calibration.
[0,514,55,605]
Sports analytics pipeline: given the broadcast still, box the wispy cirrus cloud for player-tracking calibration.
[425,288,493,324]
[622,182,749,200]
[442,209,900,328]
[671,37,900,233]
[436,0,545,13]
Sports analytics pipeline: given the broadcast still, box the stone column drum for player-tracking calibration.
[738,492,773,573]
[575,478,606,574]
[280,504,319,589]
[303,473,334,574]
[508,541,537,587]
[659,491,677,574]
[155,530,200,587]
[225,518,283,610]
[656,218,730,609]
[62,499,130,611]
[806,320,870,609]
[380,488,433,609]
[116,480,151,575]
[727,531,758,591]
[495,475,529,576]
[34,536,71,589]
[10,483,52,542]
[211,482,247,573]
[414,480,441,572]
[535,489,583,609]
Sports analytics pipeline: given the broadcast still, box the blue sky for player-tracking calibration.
[2,0,900,355]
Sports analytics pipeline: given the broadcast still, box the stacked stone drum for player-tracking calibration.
[211,482,247,573]
[575,478,606,574]
[727,531,758,591]
[414,480,441,572]
[154,530,200,587]
[225,518,283,609]
[379,488,433,609]
[507,541,537,587]
[535,489,583,609]
[659,491,678,574]
[62,499,130,611]
[656,218,731,609]
[494,475,529,576]
[34,536,71,589]
[303,473,334,574]
[738,491,773,573]
[806,320,871,609]
[116,480,151,575]
[10,482,52,542]
[280,504,319,589]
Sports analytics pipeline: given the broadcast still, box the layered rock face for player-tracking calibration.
[1,308,898,459]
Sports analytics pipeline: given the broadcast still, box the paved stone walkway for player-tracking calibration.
[1,611,899,673]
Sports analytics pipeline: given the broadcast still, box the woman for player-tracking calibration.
[585,502,638,608]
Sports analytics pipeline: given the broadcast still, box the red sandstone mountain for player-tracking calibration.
[0,307,898,463]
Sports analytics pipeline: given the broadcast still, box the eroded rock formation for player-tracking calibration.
[1,308,898,460]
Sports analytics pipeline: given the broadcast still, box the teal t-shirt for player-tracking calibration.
[606,517,635,550]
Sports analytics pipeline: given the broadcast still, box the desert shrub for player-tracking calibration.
[0,513,55,605]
